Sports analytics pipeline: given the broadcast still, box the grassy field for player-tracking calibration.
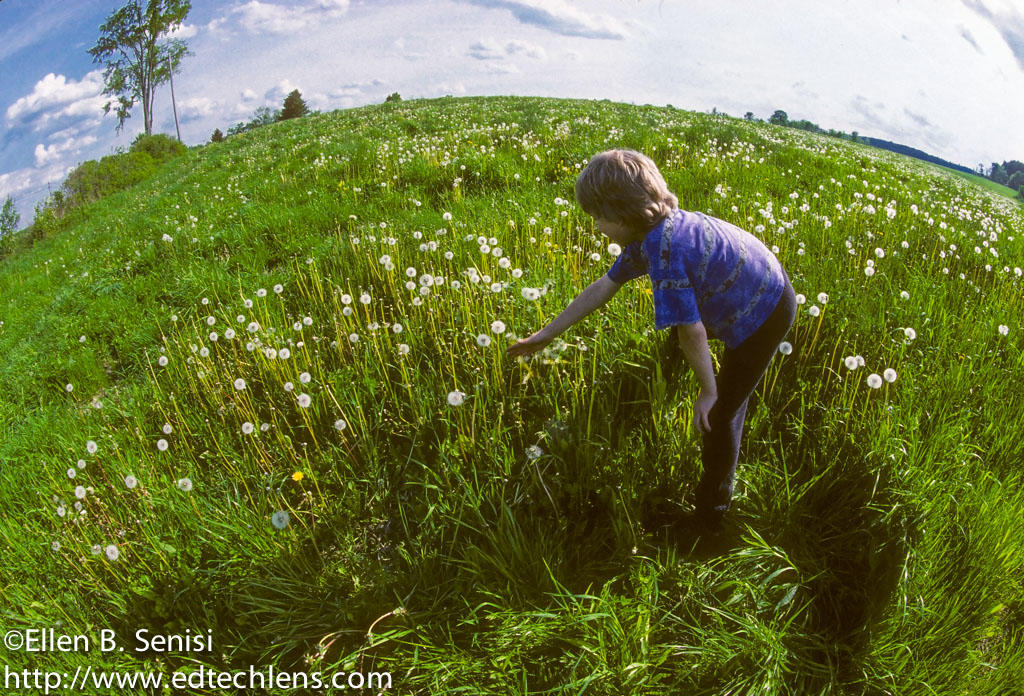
[1,96,1022,694]
[946,167,1024,204]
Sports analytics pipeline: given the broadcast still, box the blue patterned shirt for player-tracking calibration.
[606,209,786,349]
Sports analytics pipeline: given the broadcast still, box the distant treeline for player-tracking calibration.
[983,160,1024,194]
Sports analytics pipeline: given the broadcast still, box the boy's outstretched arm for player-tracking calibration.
[676,321,718,434]
[507,275,621,357]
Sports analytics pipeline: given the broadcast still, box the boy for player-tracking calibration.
[507,149,796,532]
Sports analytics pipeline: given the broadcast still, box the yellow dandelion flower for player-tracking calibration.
[292,471,304,482]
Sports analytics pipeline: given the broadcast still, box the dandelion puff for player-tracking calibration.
[526,445,543,460]
[856,355,865,367]
[778,341,793,355]
[844,356,859,370]
[177,477,193,492]
[607,243,622,257]
[272,510,290,529]
[206,316,216,326]
[52,541,61,552]
[867,373,883,389]
[334,419,347,431]
[86,440,98,455]
[900,291,910,300]
[904,327,916,341]
[883,368,898,383]
[158,355,169,366]
[74,485,86,499]
[865,266,875,277]
[284,381,294,392]
[77,458,86,469]
[241,422,254,434]
[260,423,270,432]
[359,293,371,304]
[57,506,66,518]
[274,284,284,294]
[398,343,410,355]
[795,294,806,305]
[299,372,312,384]
[278,348,290,359]
[817,292,829,304]
[105,544,120,560]
[476,334,492,347]
[163,423,173,434]
[392,323,403,334]
[234,378,246,391]
[521,287,540,301]
[157,439,169,451]
[256,288,267,297]
[224,328,235,340]
[998,324,1009,336]
[297,393,312,408]
[490,320,506,334]
[124,475,138,489]
[808,305,820,317]
[91,544,101,555]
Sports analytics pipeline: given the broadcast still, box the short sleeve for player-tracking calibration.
[606,241,647,284]
[652,277,700,329]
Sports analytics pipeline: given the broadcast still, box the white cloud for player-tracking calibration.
[506,39,546,59]
[167,22,198,40]
[485,63,520,75]
[469,38,505,60]
[178,97,218,122]
[469,38,547,61]
[236,1,309,34]
[212,0,351,37]
[34,135,97,167]
[327,79,385,100]
[461,0,627,40]
[264,80,300,103]
[6,71,105,124]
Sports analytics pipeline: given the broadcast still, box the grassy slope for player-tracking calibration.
[947,167,1024,203]
[1,96,1023,694]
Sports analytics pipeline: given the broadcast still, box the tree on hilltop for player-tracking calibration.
[278,89,309,121]
[89,0,192,135]
[211,128,224,142]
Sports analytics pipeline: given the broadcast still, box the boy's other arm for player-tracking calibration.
[676,321,717,433]
[507,274,621,357]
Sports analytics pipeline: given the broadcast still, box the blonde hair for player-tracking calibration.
[575,149,678,234]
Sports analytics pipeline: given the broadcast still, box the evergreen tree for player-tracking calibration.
[278,90,309,121]
[211,128,224,142]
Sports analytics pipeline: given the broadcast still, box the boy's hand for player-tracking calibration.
[693,389,716,434]
[507,332,553,358]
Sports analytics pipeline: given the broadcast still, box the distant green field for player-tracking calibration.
[948,167,1024,203]
[1,96,1022,694]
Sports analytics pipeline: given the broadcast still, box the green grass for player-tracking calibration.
[1,96,1022,694]
[947,168,1024,205]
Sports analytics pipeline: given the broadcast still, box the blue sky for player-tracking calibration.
[2,0,1024,223]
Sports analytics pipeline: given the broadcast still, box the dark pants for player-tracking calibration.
[694,272,797,520]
